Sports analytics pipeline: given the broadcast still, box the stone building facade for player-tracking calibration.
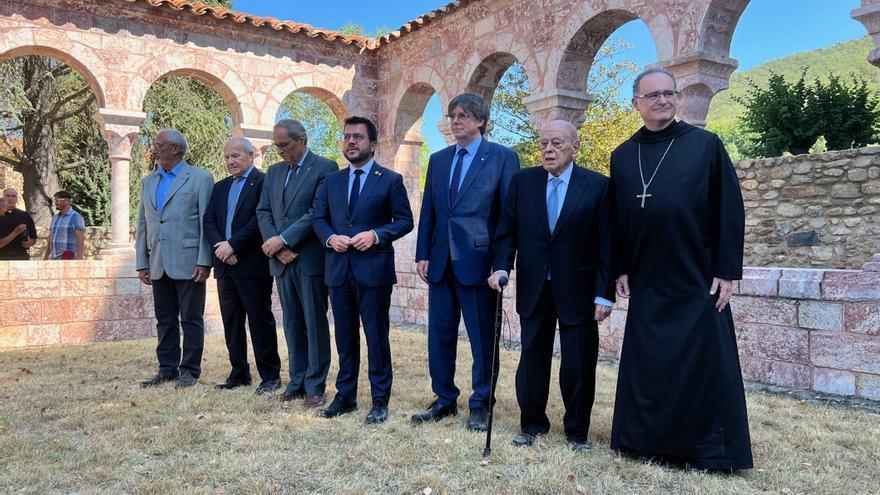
[1,0,880,401]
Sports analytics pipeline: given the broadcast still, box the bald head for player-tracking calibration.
[3,188,19,209]
[542,120,578,142]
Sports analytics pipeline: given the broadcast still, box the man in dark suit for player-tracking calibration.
[413,93,520,431]
[256,119,338,406]
[204,137,281,394]
[136,128,214,388]
[312,116,414,424]
[489,120,614,452]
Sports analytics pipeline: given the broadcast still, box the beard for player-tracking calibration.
[346,147,372,165]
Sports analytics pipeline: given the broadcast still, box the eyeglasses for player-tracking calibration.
[634,90,679,102]
[445,112,473,122]
[343,133,367,143]
[540,139,567,150]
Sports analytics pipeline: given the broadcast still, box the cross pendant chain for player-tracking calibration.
[636,138,675,209]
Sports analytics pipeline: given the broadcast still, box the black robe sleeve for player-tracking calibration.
[710,135,745,281]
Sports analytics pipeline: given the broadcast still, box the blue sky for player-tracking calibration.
[233,0,870,153]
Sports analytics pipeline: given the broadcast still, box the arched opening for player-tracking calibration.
[130,75,234,223]
[263,88,350,166]
[0,52,108,245]
[553,14,658,174]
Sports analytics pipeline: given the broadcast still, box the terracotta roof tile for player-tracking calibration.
[123,0,377,49]
[377,1,472,47]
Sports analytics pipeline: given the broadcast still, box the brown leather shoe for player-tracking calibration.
[303,394,326,408]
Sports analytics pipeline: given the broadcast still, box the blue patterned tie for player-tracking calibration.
[548,177,561,233]
[448,148,468,203]
[226,176,243,239]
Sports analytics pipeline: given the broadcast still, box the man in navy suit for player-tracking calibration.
[489,120,614,452]
[413,93,520,431]
[204,137,281,394]
[313,116,414,424]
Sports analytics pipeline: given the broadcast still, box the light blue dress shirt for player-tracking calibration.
[156,160,186,214]
[449,136,482,189]
[546,162,613,308]
[347,159,374,200]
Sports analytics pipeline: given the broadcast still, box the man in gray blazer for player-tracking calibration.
[257,119,338,405]
[136,128,215,389]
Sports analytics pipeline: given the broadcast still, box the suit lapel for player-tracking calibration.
[162,163,191,211]
[232,171,258,220]
[146,171,161,211]
[351,163,382,220]
[451,140,490,209]
[530,170,551,237]
[284,151,314,215]
[550,165,585,240]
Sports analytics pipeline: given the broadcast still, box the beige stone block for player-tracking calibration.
[27,325,61,346]
[776,203,804,218]
[831,183,861,198]
[0,326,28,350]
[60,322,97,344]
[736,323,810,364]
[811,331,880,374]
[813,368,855,396]
[40,297,104,323]
[798,301,843,331]
[0,300,41,327]
[730,296,797,326]
[741,180,758,190]
[862,180,880,195]
[847,169,869,182]
[857,373,880,401]
[845,303,880,335]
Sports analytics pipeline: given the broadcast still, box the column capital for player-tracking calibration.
[852,3,880,67]
[522,89,594,129]
[657,53,739,128]
[93,108,146,158]
[232,124,275,169]
[436,120,456,146]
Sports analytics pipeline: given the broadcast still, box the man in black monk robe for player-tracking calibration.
[609,67,752,471]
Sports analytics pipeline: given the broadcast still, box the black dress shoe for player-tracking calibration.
[215,376,252,390]
[568,438,593,453]
[512,432,536,447]
[175,373,198,389]
[255,379,281,395]
[467,407,489,432]
[411,400,457,424]
[365,402,389,425]
[139,373,177,388]
[318,396,357,418]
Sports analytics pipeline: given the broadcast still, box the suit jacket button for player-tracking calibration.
[282,216,288,222]
[348,223,353,228]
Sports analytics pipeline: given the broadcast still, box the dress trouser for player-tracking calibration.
[329,269,393,405]
[427,260,497,410]
[152,275,206,378]
[275,262,330,395]
[516,281,598,442]
[216,272,280,382]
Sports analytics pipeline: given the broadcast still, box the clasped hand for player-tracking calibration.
[329,232,375,253]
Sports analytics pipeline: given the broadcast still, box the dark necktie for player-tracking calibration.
[448,148,468,203]
[282,164,299,205]
[349,169,364,214]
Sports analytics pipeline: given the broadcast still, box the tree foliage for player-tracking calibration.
[489,40,641,175]
[734,70,880,157]
[263,92,343,166]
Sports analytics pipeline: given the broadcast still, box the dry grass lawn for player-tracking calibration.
[1,327,878,494]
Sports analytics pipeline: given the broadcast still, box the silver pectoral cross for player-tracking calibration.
[637,186,652,208]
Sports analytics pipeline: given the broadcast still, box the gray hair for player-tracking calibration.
[226,137,255,154]
[274,119,308,144]
[632,67,678,97]
[448,92,490,135]
[158,128,188,156]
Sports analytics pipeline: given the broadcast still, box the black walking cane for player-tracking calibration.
[483,275,508,458]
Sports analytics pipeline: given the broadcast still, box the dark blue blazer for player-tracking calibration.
[312,162,414,287]
[204,168,270,279]
[415,139,519,286]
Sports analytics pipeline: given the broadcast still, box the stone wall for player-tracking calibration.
[0,259,282,349]
[738,146,880,269]
[2,258,879,401]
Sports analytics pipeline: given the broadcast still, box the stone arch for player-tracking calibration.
[264,73,353,127]
[141,67,245,127]
[555,9,658,94]
[699,0,750,57]
[0,44,106,109]
[466,52,521,105]
[394,82,437,144]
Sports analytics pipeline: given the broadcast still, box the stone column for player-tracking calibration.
[436,120,456,146]
[93,108,146,258]
[660,54,738,128]
[522,88,593,130]
[853,1,880,67]
[232,124,274,169]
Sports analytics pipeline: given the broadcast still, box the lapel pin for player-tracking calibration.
[374,170,382,176]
